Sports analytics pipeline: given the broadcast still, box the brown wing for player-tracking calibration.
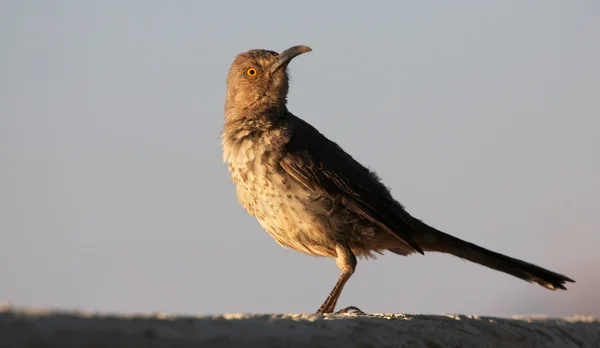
[280,115,424,254]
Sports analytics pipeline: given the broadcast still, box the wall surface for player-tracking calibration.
[1,306,598,348]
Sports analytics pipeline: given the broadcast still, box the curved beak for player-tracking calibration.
[268,45,312,74]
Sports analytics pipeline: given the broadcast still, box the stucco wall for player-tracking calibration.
[1,306,598,347]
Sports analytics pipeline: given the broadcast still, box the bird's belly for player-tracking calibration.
[228,152,388,259]
[236,177,339,258]
[227,150,335,257]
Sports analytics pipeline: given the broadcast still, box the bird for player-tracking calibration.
[220,45,575,314]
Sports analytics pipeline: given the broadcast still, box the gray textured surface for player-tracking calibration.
[0,306,598,348]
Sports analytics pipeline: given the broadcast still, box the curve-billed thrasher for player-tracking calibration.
[221,45,574,314]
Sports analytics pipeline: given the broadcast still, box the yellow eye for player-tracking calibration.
[246,67,257,77]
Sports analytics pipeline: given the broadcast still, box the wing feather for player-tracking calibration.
[280,115,424,254]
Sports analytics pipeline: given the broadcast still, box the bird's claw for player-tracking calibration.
[335,306,366,315]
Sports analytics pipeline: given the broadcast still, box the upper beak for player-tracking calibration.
[268,45,312,74]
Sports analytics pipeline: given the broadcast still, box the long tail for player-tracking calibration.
[411,220,575,290]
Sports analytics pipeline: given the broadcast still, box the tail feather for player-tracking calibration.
[413,221,575,290]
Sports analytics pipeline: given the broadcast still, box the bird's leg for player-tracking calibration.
[316,244,359,314]
[316,270,353,314]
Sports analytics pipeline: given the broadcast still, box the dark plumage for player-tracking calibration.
[221,45,574,314]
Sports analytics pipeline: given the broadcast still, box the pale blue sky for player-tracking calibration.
[1,1,599,317]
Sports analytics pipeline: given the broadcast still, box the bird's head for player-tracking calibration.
[224,45,312,117]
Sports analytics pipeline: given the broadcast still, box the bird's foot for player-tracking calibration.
[315,307,330,315]
[335,306,366,315]
[316,305,366,315]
